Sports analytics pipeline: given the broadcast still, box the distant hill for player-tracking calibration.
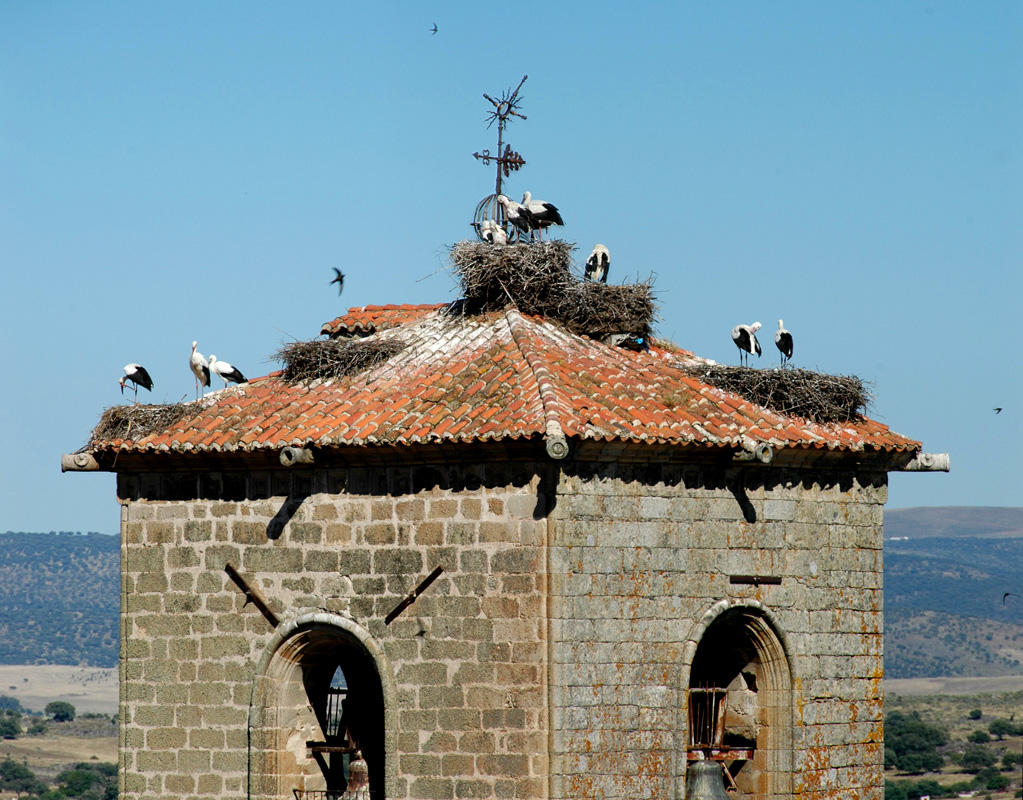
[884,506,1023,678]
[0,532,118,667]
[2,508,1022,677]
[885,506,1023,540]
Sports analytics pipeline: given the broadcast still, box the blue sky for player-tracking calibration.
[1,2,1019,534]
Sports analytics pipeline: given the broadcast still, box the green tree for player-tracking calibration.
[885,711,947,773]
[988,718,1014,740]
[985,772,1010,791]
[57,766,99,795]
[968,729,991,743]
[962,745,997,773]
[54,761,117,799]
[0,715,18,738]
[0,757,47,794]
[45,700,76,721]
[910,778,942,797]
[0,696,23,713]
[967,708,982,720]
[884,780,908,800]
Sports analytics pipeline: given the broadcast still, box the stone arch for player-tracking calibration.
[679,599,794,799]
[248,612,398,800]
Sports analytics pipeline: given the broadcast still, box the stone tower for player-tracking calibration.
[65,301,945,799]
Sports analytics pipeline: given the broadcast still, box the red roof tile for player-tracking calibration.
[87,306,920,459]
[320,303,448,338]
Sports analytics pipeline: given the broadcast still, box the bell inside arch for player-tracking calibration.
[340,749,370,799]
[685,760,730,800]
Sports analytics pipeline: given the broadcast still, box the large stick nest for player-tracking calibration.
[275,337,407,383]
[682,365,871,423]
[450,241,654,338]
[90,402,201,444]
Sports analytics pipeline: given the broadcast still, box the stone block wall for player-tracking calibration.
[116,461,551,800]
[115,454,888,800]
[550,461,887,800]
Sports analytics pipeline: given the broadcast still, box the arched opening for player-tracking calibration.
[684,604,792,799]
[250,617,389,800]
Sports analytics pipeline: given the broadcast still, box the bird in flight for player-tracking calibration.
[430,22,438,34]
[1002,592,1020,605]
[994,407,1003,414]
[330,268,345,296]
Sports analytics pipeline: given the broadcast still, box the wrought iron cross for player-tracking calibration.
[473,74,528,197]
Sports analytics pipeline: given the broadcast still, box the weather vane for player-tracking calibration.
[473,74,528,198]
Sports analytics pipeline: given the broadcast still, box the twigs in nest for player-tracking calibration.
[90,402,200,444]
[450,241,654,338]
[276,338,406,383]
[556,281,655,339]
[683,365,871,423]
[452,241,574,314]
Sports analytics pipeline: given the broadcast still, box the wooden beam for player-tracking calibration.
[729,574,782,586]
[224,563,280,628]
[385,566,444,625]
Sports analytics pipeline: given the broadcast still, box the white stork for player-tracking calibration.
[480,219,508,245]
[585,244,610,283]
[520,191,564,241]
[190,341,211,399]
[119,364,153,404]
[496,194,533,240]
[209,355,247,388]
[731,321,762,366]
[775,319,793,365]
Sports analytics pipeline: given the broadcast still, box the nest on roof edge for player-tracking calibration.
[275,338,407,383]
[450,240,655,339]
[89,402,201,445]
[682,365,871,424]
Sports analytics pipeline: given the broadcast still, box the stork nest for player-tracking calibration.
[275,337,407,383]
[89,402,200,444]
[683,365,871,423]
[450,241,654,338]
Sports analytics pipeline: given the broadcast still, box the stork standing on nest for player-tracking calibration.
[775,319,793,366]
[209,354,247,388]
[520,191,563,241]
[119,364,153,404]
[585,244,610,283]
[480,219,508,245]
[190,341,211,399]
[731,322,762,366]
[496,195,533,240]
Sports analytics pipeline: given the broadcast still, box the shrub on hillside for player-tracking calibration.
[962,744,997,773]
[0,715,18,739]
[0,695,23,713]
[988,718,1014,739]
[0,758,46,795]
[45,701,76,722]
[885,711,947,773]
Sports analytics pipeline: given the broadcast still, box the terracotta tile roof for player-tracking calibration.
[321,304,448,338]
[85,304,921,459]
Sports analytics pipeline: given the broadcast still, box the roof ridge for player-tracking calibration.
[502,309,570,459]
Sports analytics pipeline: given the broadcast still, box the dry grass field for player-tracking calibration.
[0,666,117,790]
[0,665,116,715]
[0,727,117,784]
